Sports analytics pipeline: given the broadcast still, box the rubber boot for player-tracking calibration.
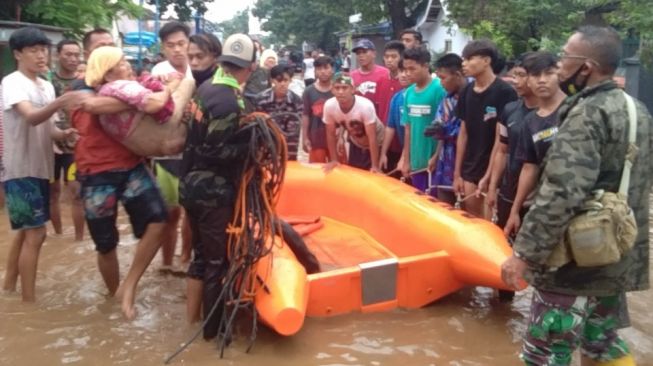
[596,355,636,366]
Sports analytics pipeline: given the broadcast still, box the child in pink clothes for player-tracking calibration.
[85,46,195,156]
[98,75,176,141]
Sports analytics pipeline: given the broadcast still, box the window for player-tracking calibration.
[444,39,452,53]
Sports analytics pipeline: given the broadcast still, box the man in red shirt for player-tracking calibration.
[375,40,405,171]
[350,38,389,118]
[72,28,167,320]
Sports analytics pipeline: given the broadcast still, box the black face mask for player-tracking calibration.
[192,65,217,86]
[559,64,589,96]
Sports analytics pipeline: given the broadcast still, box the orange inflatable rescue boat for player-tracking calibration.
[254,162,516,336]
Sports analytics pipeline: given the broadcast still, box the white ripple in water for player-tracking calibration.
[447,317,464,332]
[396,345,440,358]
[329,336,394,355]
[44,337,71,349]
[72,336,90,347]
[61,352,83,364]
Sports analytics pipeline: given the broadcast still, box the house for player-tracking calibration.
[414,0,471,55]
[336,0,471,67]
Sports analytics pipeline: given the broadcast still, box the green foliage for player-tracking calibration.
[217,8,250,39]
[445,0,652,65]
[23,0,143,37]
[149,0,213,21]
[444,0,586,57]
[252,0,354,49]
[252,0,425,50]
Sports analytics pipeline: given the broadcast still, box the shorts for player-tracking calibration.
[348,143,371,170]
[3,177,50,230]
[67,162,77,182]
[496,197,530,232]
[309,148,329,163]
[79,163,168,254]
[155,162,180,207]
[460,173,480,186]
[521,289,630,365]
[54,153,75,182]
[412,170,437,197]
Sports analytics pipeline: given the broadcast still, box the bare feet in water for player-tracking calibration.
[115,284,136,320]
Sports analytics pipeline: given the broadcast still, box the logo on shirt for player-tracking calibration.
[484,106,498,122]
[532,127,559,143]
[357,81,377,95]
[408,104,432,117]
[312,99,326,117]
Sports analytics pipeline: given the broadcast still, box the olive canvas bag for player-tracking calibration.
[546,92,638,268]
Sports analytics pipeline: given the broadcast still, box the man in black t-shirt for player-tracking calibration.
[486,54,538,301]
[301,56,335,163]
[454,40,517,218]
[486,53,538,230]
[503,51,566,237]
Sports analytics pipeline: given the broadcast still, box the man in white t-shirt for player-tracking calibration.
[303,50,316,86]
[151,21,193,79]
[1,27,80,302]
[150,21,193,271]
[323,72,384,172]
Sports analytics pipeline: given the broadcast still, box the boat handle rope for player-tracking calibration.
[393,167,498,223]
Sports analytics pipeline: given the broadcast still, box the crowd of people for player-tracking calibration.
[1,20,651,366]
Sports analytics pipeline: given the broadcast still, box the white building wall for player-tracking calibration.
[417,7,471,55]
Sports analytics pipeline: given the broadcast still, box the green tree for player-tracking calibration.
[148,0,214,21]
[252,0,425,50]
[1,0,144,38]
[217,8,250,39]
[444,0,653,60]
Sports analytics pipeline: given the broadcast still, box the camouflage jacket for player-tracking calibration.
[514,80,652,296]
[179,70,250,208]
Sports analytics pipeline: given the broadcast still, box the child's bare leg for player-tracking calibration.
[18,226,46,302]
[98,249,120,296]
[186,277,203,323]
[161,206,181,267]
[463,180,486,219]
[116,222,165,319]
[3,230,25,292]
[120,80,194,157]
[180,212,191,264]
[68,181,85,241]
[49,180,63,234]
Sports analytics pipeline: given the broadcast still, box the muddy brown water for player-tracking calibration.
[1,199,652,366]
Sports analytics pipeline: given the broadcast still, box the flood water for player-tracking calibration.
[1,198,652,366]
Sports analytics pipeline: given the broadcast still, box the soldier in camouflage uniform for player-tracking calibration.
[179,34,256,340]
[501,26,652,366]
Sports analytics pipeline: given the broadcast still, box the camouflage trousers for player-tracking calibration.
[521,289,630,365]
